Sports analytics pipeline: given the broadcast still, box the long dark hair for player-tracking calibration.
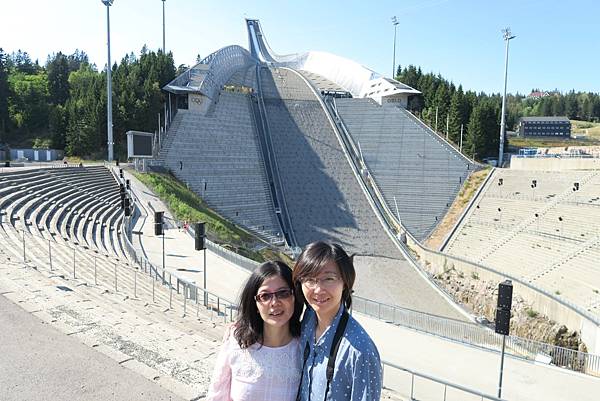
[292,241,356,309]
[234,261,303,349]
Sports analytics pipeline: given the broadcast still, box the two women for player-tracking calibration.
[207,241,382,401]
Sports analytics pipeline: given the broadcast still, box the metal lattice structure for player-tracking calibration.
[163,45,256,100]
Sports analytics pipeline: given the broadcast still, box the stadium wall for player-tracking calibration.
[406,235,600,354]
[511,157,600,171]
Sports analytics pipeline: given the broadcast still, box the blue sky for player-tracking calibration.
[2,0,598,94]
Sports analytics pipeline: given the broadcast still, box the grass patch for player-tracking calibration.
[571,119,600,137]
[508,136,600,149]
[456,168,491,208]
[425,167,491,249]
[526,308,539,318]
[131,170,290,264]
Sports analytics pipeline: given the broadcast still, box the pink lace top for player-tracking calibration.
[206,331,302,401]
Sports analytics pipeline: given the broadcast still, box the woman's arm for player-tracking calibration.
[350,348,382,401]
[205,328,234,401]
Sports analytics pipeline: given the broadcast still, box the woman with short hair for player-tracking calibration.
[293,241,382,401]
[207,261,303,401]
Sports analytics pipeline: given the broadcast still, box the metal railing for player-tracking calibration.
[253,65,298,248]
[2,225,238,323]
[381,360,506,401]
[354,296,600,377]
[0,161,103,174]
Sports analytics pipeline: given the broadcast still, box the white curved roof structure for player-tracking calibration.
[246,19,420,100]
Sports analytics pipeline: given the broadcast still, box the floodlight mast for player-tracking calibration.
[392,16,399,78]
[498,27,516,168]
[102,0,114,162]
[162,0,166,54]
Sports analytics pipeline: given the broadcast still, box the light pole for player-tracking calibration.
[391,16,399,78]
[161,0,166,54]
[102,0,114,162]
[498,28,516,168]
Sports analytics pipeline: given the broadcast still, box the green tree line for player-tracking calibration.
[397,65,600,159]
[0,47,176,159]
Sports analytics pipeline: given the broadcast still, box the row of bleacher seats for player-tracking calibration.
[0,166,127,260]
[156,69,282,244]
[444,168,600,318]
[259,67,401,257]
[334,98,473,240]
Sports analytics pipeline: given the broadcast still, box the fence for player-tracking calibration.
[2,222,238,324]
[354,295,600,377]
[381,360,505,401]
[0,161,103,174]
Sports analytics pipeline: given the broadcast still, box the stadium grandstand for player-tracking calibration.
[3,17,600,401]
[443,168,600,330]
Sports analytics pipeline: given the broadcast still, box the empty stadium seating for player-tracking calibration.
[444,168,600,318]
[0,166,129,259]
[334,98,474,240]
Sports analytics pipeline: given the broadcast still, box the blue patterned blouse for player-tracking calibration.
[297,304,382,401]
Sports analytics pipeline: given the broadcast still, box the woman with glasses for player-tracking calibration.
[206,261,303,401]
[293,241,382,401]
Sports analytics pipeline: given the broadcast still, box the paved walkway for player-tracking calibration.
[0,290,183,401]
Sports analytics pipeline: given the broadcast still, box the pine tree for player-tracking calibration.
[552,96,565,116]
[465,100,499,160]
[47,52,70,105]
[565,91,578,119]
[65,65,104,156]
[447,86,466,143]
[433,83,450,135]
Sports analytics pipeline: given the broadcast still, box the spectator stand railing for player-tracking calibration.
[354,295,600,377]
[381,360,506,401]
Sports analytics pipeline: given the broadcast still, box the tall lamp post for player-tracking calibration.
[498,28,516,168]
[102,0,114,162]
[391,16,399,78]
[161,0,166,53]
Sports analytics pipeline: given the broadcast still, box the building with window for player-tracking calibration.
[518,116,571,138]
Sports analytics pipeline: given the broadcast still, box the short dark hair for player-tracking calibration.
[292,241,356,309]
[234,261,302,349]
